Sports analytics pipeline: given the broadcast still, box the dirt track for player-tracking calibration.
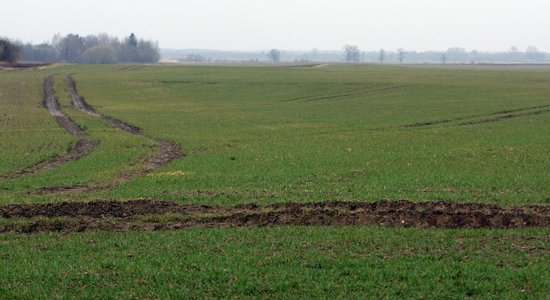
[1,77,98,179]
[63,75,183,186]
[17,75,181,193]
[1,199,549,233]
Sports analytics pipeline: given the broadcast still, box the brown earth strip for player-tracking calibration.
[0,77,98,179]
[1,199,549,233]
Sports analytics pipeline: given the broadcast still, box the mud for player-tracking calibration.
[1,199,549,233]
[1,77,98,179]
[44,76,85,136]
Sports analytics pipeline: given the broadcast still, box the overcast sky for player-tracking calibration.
[3,0,550,51]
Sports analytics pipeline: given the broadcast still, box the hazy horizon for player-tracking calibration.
[4,0,550,52]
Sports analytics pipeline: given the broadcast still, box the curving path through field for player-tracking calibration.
[65,75,182,187]
[0,76,98,179]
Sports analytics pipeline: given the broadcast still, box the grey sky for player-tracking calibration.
[3,0,550,51]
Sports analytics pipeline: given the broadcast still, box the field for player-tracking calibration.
[1,63,549,298]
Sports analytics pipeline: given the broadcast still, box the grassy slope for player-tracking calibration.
[67,64,550,205]
[1,65,549,298]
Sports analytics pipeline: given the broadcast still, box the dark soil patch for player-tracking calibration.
[1,199,549,233]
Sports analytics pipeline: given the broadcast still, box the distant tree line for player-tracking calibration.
[19,33,160,64]
[340,45,547,64]
[162,47,549,64]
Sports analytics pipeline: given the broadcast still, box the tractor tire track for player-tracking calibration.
[64,75,182,188]
[1,76,98,179]
[1,199,549,233]
[401,104,550,128]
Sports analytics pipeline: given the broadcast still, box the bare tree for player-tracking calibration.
[268,49,281,62]
[397,48,405,64]
[526,46,543,62]
[343,44,360,63]
[58,34,85,63]
[378,48,385,63]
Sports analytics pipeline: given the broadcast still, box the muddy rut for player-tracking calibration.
[1,199,549,233]
[1,77,98,179]
[65,75,182,185]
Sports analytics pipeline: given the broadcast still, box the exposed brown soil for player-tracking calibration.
[1,77,98,179]
[1,199,549,233]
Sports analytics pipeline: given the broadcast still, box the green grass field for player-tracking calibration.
[1,63,549,298]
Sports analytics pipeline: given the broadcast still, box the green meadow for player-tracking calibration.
[1,63,549,298]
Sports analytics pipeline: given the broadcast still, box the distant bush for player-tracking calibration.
[81,45,118,64]
[0,38,22,63]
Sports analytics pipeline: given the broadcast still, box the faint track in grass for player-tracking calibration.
[1,199,549,233]
[279,84,406,103]
[0,76,98,179]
